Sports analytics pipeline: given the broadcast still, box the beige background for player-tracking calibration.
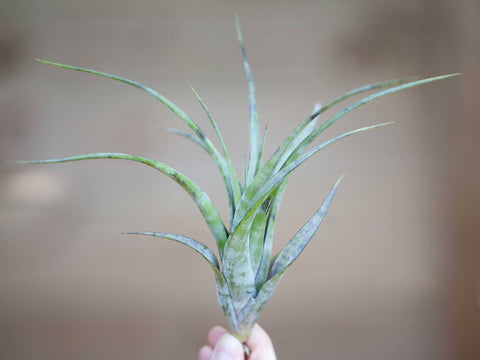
[1,1,479,359]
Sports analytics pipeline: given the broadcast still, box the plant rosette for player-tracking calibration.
[16,17,459,343]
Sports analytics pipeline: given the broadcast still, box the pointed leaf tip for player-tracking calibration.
[269,175,343,278]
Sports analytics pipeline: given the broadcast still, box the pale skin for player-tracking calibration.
[198,324,277,360]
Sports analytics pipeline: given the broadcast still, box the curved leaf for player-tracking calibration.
[269,175,343,278]
[248,198,272,280]
[222,177,284,312]
[240,78,416,205]
[294,74,460,162]
[17,153,228,254]
[254,179,288,290]
[319,77,420,115]
[191,87,242,226]
[237,176,342,330]
[125,231,241,335]
[124,231,220,269]
[36,59,237,238]
[237,271,284,337]
[36,59,211,145]
[166,128,209,152]
[233,122,392,229]
[235,16,261,186]
[221,207,257,313]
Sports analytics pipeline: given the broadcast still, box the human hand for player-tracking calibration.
[198,323,276,360]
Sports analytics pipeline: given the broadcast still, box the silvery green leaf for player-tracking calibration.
[166,128,209,152]
[237,271,285,336]
[214,270,241,336]
[319,77,419,114]
[124,231,220,269]
[35,59,237,237]
[294,74,460,159]
[248,198,272,281]
[221,207,258,313]
[36,59,213,147]
[17,153,228,254]
[191,87,242,226]
[234,122,392,229]
[235,114,317,225]
[269,175,343,278]
[221,179,282,312]
[272,104,320,173]
[237,78,414,209]
[235,16,261,186]
[237,176,342,332]
[125,231,241,335]
[254,179,288,290]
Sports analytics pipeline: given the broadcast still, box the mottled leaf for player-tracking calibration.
[294,74,460,159]
[221,179,282,313]
[319,77,420,115]
[17,153,228,254]
[166,128,208,152]
[125,231,241,335]
[35,59,233,227]
[191,87,242,226]
[234,122,392,229]
[269,175,343,278]
[254,179,288,290]
[235,16,261,186]
[124,231,220,269]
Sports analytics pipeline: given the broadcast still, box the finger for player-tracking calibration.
[246,324,276,360]
[246,324,273,350]
[249,346,276,360]
[198,345,213,360]
[210,333,244,360]
[208,326,229,348]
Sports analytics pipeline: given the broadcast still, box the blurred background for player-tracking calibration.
[1,0,479,359]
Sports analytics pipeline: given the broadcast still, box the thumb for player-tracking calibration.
[210,333,244,360]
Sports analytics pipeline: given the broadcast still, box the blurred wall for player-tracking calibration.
[1,1,479,359]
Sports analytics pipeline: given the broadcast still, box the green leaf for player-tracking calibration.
[17,153,228,255]
[221,175,284,312]
[36,59,206,141]
[248,198,272,283]
[124,231,220,269]
[166,128,209,152]
[272,103,320,173]
[236,175,342,333]
[35,59,234,220]
[319,77,420,115]
[234,107,320,226]
[215,270,241,337]
[191,87,242,225]
[237,270,284,337]
[235,74,459,230]
[269,175,343,278]
[125,231,241,335]
[235,16,261,187]
[296,74,460,158]
[221,205,258,313]
[254,179,288,290]
[241,78,412,200]
[233,122,392,229]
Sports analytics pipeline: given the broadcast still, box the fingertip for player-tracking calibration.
[247,323,273,349]
[245,324,276,359]
[249,346,277,360]
[208,326,228,348]
[198,345,213,360]
[211,333,244,360]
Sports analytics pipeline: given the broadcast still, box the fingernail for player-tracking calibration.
[211,333,241,360]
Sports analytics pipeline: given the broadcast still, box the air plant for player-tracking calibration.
[17,18,458,342]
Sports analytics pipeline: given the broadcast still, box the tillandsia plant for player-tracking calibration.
[17,18,458,342]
